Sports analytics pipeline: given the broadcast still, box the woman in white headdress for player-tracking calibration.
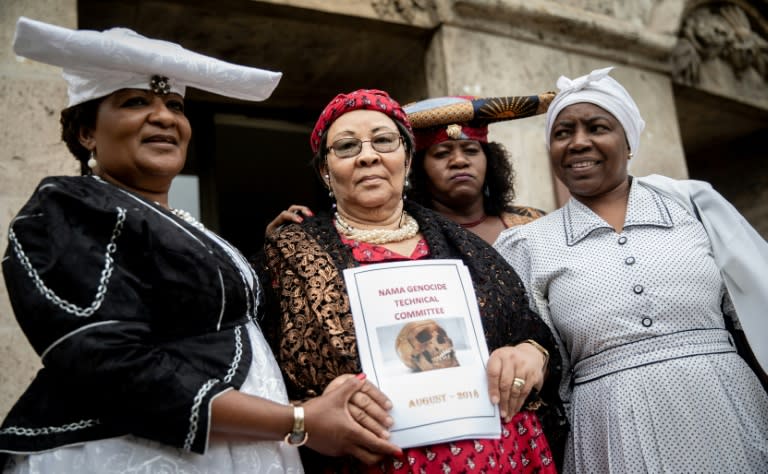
[494,66,768,473]
[0,17,401,473]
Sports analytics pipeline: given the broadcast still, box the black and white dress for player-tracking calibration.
[1,176,302,473]
[495,178,768,473]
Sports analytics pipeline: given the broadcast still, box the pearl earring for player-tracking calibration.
[628,151,633,160]
[325,174,334,199]
[87,150,97,170]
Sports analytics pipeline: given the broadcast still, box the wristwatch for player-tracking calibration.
[284,405,309,446]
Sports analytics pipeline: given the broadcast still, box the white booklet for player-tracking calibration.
[343,259,501,448]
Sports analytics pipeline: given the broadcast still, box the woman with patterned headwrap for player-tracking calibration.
[402,94,553,245]
[495,67,768,473]
[259,88,568,473]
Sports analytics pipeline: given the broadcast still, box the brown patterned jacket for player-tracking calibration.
[257,201,567,468]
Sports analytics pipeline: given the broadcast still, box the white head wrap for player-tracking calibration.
[13,16,282,107]
[545,67,645,157]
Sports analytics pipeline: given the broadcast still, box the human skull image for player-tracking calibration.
[395,320,460,372]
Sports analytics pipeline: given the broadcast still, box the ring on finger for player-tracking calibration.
[512,377,526,390]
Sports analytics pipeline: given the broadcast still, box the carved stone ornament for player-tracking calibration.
[371,0,436,23]
[672,2,768,85]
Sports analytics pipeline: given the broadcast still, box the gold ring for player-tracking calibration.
[512,377,526,390]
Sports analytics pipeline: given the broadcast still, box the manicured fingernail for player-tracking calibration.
[307,210,314,216]
[385,400,393,410]
[356,373,367,380]
[491,396,499,405]
[500,410,507,419]
[296,217,304,223]
[385,416,394,427]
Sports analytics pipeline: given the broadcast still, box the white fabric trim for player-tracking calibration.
[40,320,119,360]
[204,387,234,455]
[183,379,219,452]
[94,177,208,249]
[216,269,226,331]
[0,419,100,437]
[223,326,243,384]
[9,207,126,319]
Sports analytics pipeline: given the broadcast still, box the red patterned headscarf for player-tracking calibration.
[310,89,412,154]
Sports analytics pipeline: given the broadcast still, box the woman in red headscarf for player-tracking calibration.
[257,89,567,473]
[267,94,553,246]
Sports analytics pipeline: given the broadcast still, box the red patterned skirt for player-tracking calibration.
[367,410,556,473]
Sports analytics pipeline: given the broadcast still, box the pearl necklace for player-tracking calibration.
[334,211,420,244]
[171,208,205,231]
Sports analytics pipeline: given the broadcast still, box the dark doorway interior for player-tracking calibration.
[78,0,431,257]
[674,85,768,239]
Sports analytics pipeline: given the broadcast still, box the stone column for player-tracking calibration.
[0,0,78,419]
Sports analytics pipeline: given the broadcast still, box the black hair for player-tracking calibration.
[409,140,516,216]
[60,97,103,176]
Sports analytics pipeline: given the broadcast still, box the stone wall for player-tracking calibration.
[426,24,689,211]
[0,0,78,420]
[426,0,690,210]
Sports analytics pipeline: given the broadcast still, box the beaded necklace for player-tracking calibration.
[334,211,419,244]
[171,208,205,231]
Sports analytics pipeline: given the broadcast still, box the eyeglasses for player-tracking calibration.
[327,132,403,159]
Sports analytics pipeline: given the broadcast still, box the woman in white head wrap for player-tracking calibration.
[0,17,401,473]
[495,67,768,473]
